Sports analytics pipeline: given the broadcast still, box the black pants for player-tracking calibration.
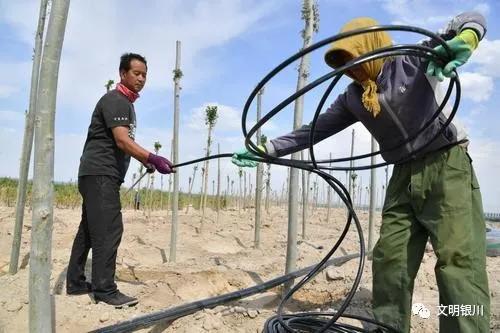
[67,175,123,297]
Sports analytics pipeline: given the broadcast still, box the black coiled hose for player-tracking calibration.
[96,25,459,333]
[239,25,458,333]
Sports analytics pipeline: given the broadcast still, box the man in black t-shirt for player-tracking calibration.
[67,53,174,308]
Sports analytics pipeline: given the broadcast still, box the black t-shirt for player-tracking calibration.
[78,89,137,182]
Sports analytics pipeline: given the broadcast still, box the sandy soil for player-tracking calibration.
[0,205,498,332]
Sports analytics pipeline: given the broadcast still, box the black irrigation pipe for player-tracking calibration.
[124,172,148,195]
[100,25,460,333]
[90,253,360,333]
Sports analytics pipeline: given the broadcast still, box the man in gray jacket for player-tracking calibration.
[233,12,490,333]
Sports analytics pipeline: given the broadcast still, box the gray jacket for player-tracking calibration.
[266,12,486,164]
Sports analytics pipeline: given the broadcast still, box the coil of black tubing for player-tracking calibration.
[94,25,459,333]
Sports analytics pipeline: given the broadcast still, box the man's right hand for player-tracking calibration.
[147,153,174,174]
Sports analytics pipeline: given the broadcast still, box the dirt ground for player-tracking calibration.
[0,204,498,332]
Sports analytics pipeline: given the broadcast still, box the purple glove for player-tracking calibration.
[147,153,174,174]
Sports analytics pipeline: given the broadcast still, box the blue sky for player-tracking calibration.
[1,0,499,212]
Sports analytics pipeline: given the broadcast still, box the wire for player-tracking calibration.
[97,24,459,333]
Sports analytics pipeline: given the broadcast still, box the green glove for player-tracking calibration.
[231,145,265,168]
[427,29,479,81]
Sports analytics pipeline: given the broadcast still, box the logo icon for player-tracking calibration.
[412,303,431,319]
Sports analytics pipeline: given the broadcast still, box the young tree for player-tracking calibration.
[185,165,198,213]
[130,172,137,208]
[200,105,218,228]
[216,143,221,222]
[146,141,162,218]
[313,178,319,212]
[10,0,49,275]
[243,170,247,210]
[137,164,144,193]
[231,179,235,207]
[226,175,230,209]
[301,151,311,239]
[144,172,152,214]
[199,166,205,210]
[170,40,182,262]
[255,86,265,247]
[348,129,356,199]
[368,138,378,258]
[265,162,271,214]
[238,168,243,215]
[160,175,164,210]
[105,79,114,92]
[248,175,252,208]
[167,140,174,212]
[326,153,333,222]
[29,0,70,331]
[284,0,319,292]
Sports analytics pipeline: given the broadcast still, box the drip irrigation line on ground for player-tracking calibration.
[91,254,360,333]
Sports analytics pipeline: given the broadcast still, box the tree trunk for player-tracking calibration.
[243,170,247,210]
[301,151,310,239]
[160,175,164,210]
[313,179,319,212]
[170,40,181,262]
[284,0,316,292]
[29,1,70,331]
[130,173,137,209]
[200,126,212,227]
[147,172,154,217]
[226,175,230,209]
[167,140,173,211]
[326,153,332,222]
[368,137,378,259]
[254,88,264,247]
[10,0,49,275]
[216,144,221,223]
[280,181,285,208]
[199,167,205,210]
[185,165,197,213]
[349,129,355,199]
[265,163,271,214]
[238,169,242,215]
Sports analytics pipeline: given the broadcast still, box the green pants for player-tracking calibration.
[372,145,490,332]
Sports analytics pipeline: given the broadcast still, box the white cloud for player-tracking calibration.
[0,62,31,101]
[468,138,500,212]
[470,39,500,78]
[381,0,491,31]
[0,125,31,179]
[0,85,19,98]
[473,3,490,16]
[0,110,25,123]
[0,0,280,111]
[381,0,453,28]
[459,72,494,102]
[188,103,242,132]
